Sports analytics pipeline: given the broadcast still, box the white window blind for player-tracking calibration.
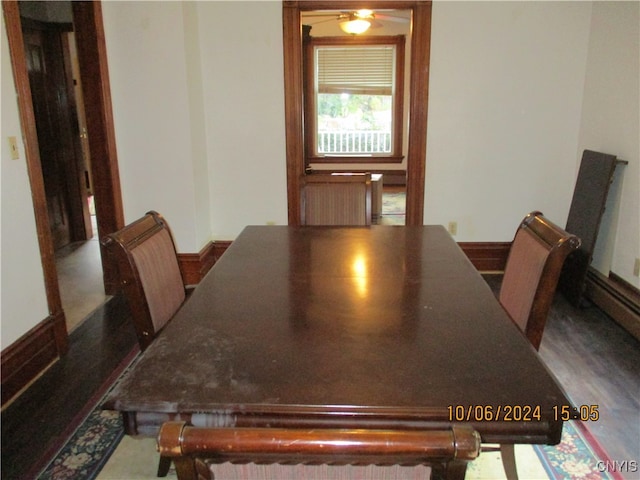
[315,45,395,95]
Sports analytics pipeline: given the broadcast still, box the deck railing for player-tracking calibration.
[318,131,391,155]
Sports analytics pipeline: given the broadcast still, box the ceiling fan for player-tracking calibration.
[303,9,410,35]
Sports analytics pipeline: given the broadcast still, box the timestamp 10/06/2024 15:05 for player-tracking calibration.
[447,404,600,422]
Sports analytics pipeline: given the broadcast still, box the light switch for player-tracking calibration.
[8,136,20,160]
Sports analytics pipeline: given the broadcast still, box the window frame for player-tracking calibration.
[304,35,406,164]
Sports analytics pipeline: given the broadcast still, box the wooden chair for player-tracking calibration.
[302,173,372,225]
[157,421,481,480]
[490,211,580,480]
[102,211,188,477]
[500,211,581,350]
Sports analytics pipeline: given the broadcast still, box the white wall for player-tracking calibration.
[577,1,639,288]
[102,1,288,242]
[102,1,204,251]
[3,1,639,350]
[1,15,50,349]
[197,1,288,239]
[425,1,593,241]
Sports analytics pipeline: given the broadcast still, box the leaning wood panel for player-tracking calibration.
[559,150,620,305]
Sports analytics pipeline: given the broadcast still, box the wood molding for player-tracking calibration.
[283,2,305,225]
[177,241,233,286]
[213,240,233,262]
[178,241,216,285]
[284,1,431,226]
[72,2,125,295]
[404,1,431,226]
[2,2,68,356]
[1,312,66,407]
[585,268,640,341]
[316,169,407,185]
[459,242,511,272]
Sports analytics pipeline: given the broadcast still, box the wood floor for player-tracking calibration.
[2,274,638,479]
[0,295,138,480]
[484,274,640,476]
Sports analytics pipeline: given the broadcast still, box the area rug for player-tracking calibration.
[378,192,406,225]
[382,192,406,215]
[37,380,623,480]
[34,349,140,480]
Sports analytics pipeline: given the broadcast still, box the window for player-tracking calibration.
[304,36,405,163]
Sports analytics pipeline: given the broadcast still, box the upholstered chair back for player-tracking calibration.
[302,173,372,226]
[103,211,186,351]
[500,211,580,350]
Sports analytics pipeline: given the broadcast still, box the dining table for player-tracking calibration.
[104,225,569,455]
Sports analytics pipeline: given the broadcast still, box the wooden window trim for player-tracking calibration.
[283,1,432,226]
[304,35,405,164]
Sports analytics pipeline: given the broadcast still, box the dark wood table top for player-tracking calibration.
[105,226,568,444]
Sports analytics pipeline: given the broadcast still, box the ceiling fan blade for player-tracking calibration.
[305,17,340,26]
[375,13,410,23]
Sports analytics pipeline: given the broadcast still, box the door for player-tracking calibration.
[22,23,91,250]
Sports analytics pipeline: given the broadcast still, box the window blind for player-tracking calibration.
[316,45,395,95]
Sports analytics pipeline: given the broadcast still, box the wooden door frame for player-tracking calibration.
[71,1,124,293]
[283,1,431,226]
[3,0,124,354]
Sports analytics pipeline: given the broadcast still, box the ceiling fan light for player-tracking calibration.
[339,18,371,35]
[356,9,374,19]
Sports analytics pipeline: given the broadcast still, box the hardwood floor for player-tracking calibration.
[484,274,640,477]
[0,295,138,480]
[55,236,110,332]
[1,272,638,479]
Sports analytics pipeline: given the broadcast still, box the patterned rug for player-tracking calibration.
[36,363,623,480]
[382,192,406,215]
[378,192,406,225]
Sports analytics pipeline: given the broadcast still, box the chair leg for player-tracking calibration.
[500,444,519,480]
[157,455,172,477]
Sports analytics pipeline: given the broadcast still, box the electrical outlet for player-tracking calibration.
[448,221,458,236]
[634,258,640,277]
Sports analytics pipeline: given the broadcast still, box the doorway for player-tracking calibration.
[283,1,431,226]
[4,0,124,353]
[19,2,107,331]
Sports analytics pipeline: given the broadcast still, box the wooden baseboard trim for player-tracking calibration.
[1,311,66,407]
[585,268,640,341]
[212,240,232,261]
[178,241,216,285]
[182,240,511,276]
[458,242,511,272]
[178,240,233,285]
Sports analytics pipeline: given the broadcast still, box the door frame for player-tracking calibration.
[3,0,124,353]
[283,0,432,226]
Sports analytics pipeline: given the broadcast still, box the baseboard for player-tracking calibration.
[1,311,66,407]
[212,240,232,261]
[458,242,511,272]
[178,240,233,285]
[585,268,640,341]
[178,241,216,285]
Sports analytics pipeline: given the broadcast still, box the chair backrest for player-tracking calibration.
[158,421,481,480]
[500,211,581,350]
[102,211,185,350]
[302,173,372,225]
